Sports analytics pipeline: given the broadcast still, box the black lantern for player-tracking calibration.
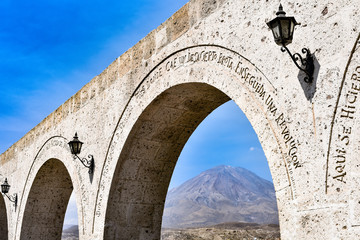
[1,178,10,194]
[267,4,314,83]
[1,178,17,208]
[267,4,298,46]
[68,132,83,155]
[68,133,94,174]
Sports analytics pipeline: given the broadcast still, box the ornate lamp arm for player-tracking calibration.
[281,45,314,83]
[73,154,94,174]
[3,193,17,207]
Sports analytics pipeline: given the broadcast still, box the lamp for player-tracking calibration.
[267,4,314,83]
[68,133,94,174]
[1,178,17,208]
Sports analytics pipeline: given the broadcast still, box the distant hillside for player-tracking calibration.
[162,165,279,228]
[161,222,280,240]
[62,225,78,240]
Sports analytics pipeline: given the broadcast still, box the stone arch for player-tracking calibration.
[0,194,8,240]
[96,46,296,239]
[104,83,231,239]
[14,136,89,239]
[19,158,73,240]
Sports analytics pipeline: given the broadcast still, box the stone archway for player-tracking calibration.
[98,45,295,239]
[0,194,8,240]
[104,83,230,239]
[19,159,73,240]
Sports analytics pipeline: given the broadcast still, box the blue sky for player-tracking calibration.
[0,0,190,153]
[0,0,271,227]
[170,100,271,188]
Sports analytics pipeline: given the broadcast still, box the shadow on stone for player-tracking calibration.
[298,54,320,102]
[89,161,94,184]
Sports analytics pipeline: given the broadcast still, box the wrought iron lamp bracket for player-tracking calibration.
[281,45,314,83]
[3,193,17,207]
[73,154,94,174]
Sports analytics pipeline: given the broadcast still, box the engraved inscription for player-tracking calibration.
[327,66,360,193]
[234,62,302,170]
[37,137,69,160]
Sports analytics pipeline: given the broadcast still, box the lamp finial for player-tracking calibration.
[276,4,286,16]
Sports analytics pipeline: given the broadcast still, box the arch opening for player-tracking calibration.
[62,191,79,239]
[0,194,8,240]
[104,82,280,239]
[20,159,74,240]
[161,100,280,238]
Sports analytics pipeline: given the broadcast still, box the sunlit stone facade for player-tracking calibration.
[1,0,360,239]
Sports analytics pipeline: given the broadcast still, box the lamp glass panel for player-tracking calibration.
[289,20,295,38]
[69,142,74,154]
[72,142,78,154]
[280,19,290,39]
[74,142,82,155]
[271,21,281,41]
[78,142,83,154]
[69,143,73,153]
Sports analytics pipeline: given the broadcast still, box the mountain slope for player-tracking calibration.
[162,165,279,228]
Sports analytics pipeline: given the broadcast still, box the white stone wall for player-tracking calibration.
[0,0,359,239]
